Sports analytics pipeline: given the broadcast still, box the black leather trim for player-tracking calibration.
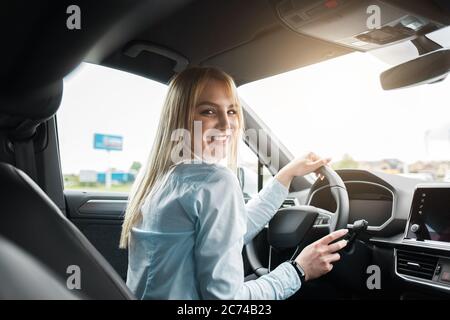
[0,162,134,299]
[0,235,79,300]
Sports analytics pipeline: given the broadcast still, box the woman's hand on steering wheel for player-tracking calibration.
[275,152,331,189]
[246,153,349,279]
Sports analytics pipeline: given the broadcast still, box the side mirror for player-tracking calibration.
[380,49,450,90]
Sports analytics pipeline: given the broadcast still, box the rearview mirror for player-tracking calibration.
[380,49,450,90]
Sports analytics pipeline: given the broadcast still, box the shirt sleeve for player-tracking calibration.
[192,167,300,300]
[244,177,289,244]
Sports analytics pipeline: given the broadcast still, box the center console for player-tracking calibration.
[396,184,450,290]
[406,186,450,242]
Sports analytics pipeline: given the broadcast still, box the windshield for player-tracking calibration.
[238,27,450,182]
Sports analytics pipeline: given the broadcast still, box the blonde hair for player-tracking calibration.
[119,67,243,248]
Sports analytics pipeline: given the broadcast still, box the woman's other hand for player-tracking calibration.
[295,229,348,281]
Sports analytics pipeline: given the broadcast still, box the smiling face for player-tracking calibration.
[193,79,239,162]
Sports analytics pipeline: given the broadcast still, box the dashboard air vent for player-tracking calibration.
[396,250,438,280]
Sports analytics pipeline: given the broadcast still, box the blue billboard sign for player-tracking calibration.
[94,133,123,151]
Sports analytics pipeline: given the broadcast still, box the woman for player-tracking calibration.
[120,66,348,299]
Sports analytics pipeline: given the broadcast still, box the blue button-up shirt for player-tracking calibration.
[126,162,301,299]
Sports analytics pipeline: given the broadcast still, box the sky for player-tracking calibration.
[57,27,450,175]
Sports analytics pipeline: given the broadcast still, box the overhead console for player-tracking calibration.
[273,0,447,51]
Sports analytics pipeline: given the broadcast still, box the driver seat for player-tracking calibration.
[0,162,134,299]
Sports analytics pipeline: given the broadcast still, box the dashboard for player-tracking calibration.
[305,169,450,297]
[306,169,416,236]
[308,180,394,231]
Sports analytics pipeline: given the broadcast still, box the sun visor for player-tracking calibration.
[273,0,448,51]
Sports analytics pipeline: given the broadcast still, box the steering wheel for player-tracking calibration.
[245,165,349,277]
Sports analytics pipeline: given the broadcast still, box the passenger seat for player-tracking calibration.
[0,235,78,299]
[0,162,134,299]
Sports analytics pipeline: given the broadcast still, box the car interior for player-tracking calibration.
[2,0,450,300]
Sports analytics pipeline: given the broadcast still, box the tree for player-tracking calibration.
[332,154,359,170]
[130,161,142,172]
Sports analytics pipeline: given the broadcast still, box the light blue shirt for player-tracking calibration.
[126,162,301,299]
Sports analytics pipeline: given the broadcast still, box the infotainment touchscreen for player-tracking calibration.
[406,186,450,242]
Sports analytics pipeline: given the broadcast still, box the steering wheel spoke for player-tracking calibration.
[289,205,334,227]
[314,207,335,227]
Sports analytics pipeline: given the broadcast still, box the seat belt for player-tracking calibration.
[9,118,41,183]
[13,138,38,183]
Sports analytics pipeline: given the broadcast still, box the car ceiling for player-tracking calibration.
[98,0,353,85]
[98,0,450,85]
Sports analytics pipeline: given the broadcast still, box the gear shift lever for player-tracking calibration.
[346,219,368,243]
[341,219,368,253]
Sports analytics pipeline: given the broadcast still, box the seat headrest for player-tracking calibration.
[0,80,63,138]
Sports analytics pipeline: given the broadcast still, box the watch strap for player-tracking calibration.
[289,260,306,282]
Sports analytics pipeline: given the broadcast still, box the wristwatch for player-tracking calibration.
[289,260,306,283]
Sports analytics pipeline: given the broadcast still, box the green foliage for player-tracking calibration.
[130,161,142,172]
[332,154,359,170]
